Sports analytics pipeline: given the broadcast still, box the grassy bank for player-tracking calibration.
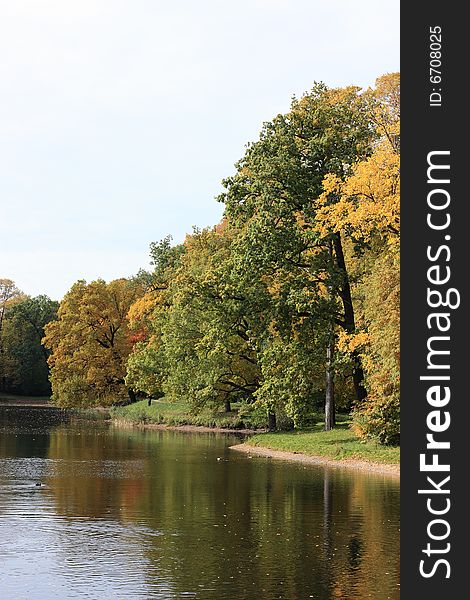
[110,398,262,430]
[246,419,400,465]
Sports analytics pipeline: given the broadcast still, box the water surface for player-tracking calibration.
[0,407,400,599]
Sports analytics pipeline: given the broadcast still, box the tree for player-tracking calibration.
[126,227,261,414]
[1,295,58,395]
[43,278,145,407]
[219,84,375,427]
[0,279,26,392]
[315,73,400,443]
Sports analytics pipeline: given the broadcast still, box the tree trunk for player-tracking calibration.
[127,388,137,404]
[332,232,366,402]
[224,398,231,413]
[268,411,277,431]
[325,334,335,431]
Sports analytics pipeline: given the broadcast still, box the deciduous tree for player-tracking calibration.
[219,84,375,427]
[1,295,58,395]
[43,278,144,407]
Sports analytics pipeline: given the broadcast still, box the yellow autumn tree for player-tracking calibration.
[43,278,144,407]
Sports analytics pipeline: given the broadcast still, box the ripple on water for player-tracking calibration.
[0,414,400,600]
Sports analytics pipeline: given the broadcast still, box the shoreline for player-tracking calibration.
[111,417,263,435]
[1,403,399,476]
[0,395,51,408]
[112,417,399,477]
[230,443,400,477]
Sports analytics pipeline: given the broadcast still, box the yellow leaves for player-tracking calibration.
[266,278,282,299]
[316,142,400,244]
[369,72,400,141]
[319,173,342,200]
[316,73,401,249]
[0,280,27,326]
[127,292,158,329]
[43,278,145,406]
[337,331,370,355]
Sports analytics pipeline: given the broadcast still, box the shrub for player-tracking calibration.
[351,393,400,445]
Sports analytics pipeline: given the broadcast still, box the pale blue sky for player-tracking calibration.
[0,0,399,300]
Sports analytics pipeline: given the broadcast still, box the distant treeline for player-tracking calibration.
[0,281,58,396]
[6,73,400,444]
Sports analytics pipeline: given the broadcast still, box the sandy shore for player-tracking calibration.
[230,443,400,478]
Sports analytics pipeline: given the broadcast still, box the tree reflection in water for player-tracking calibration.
[0,409,400,600]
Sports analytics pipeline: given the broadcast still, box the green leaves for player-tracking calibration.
[0,292,58,396]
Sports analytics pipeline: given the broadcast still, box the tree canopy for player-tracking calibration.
[0,280,58,396]
[32,73,400,444]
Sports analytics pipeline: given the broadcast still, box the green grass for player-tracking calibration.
[246,418,400,464]
[110,398,255,429]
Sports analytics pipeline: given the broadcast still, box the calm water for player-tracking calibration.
[0,407,400,599]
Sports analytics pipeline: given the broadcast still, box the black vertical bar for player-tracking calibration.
[401,3,466,597]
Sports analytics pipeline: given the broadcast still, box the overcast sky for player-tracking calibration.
[0,0,399,300]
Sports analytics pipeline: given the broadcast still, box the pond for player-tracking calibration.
[0,406,400,599]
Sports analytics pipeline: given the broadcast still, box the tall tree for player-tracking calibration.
[220,84,375,425]
[0,279,23,338]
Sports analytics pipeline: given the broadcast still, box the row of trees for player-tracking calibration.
[40,73,399,443]
[0,279,58,396]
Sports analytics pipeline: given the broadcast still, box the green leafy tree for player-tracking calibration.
[127,226,261,415]
[219,84,375,428]
[1,295,59,395]
[125,237,186,398]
